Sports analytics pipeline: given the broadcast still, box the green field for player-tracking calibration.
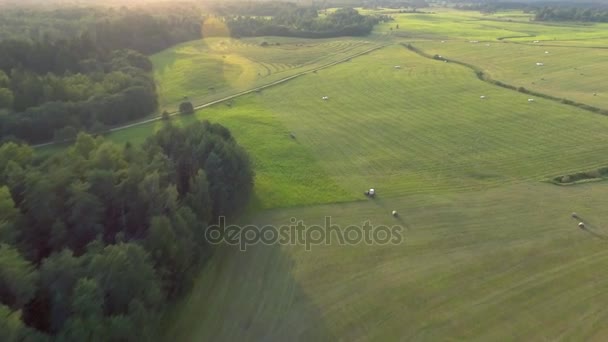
[152,37,384,110]
[413,40,608,109]
[40,8,608,341]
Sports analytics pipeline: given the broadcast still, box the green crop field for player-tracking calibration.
[38,7,608,341]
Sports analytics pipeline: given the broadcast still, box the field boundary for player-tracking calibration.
[34,44,389,149]
[403,43,608,117]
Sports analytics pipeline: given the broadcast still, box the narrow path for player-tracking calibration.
[34,44,389,149]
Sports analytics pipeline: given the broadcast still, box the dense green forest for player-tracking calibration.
[0,4,202,144]
[223,6,391,38]
[0,121,254,340]
[535,6,608,22]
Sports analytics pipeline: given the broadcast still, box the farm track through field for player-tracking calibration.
[33,43,389,149]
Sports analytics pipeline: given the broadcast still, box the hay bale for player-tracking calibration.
[392,210,398,217]
[528,98,535,102]
[480,95,486,99]
[571,212,579,219]
[578,222,585,229]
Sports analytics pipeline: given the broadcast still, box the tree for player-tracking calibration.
[185,170,212,222]
[0,186,18,244]
[0,304,27,342]
[161,110,170,120]
[0,244,39,309]
[0,88,14,109]
[57,278,104,342]
[39,250,84,333]
[179,101,194,115]
[86,243,162,316]
[66,181,104,253]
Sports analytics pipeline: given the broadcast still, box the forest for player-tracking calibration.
[0,4,203,144]
[1,121,254,340]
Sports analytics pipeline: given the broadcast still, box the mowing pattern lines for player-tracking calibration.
[414,40,608,110]
[152,37,380,108]
[253,45,608,198]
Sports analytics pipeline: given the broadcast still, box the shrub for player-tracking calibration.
[179,101,195,115]
[161,110,170,120]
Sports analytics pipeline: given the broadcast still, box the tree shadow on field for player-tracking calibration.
[166,242,334,341]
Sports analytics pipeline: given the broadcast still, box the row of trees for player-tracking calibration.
[225,8,390,38]
[535,6,608,22]
[0,5,204,144]
[0,121,254,340]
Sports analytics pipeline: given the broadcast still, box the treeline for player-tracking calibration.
[0,5,203,144]
[535,6,608,22]
[225,7,390,38]
[0,121,254,340]
[0,4,202,50]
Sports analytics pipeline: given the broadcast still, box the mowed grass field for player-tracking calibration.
[372,9,608,113]
[373,9,608,44]
[413,40,608,109]
[38,8,608,340]
[152,37,384,109]
[167,182,608,341]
